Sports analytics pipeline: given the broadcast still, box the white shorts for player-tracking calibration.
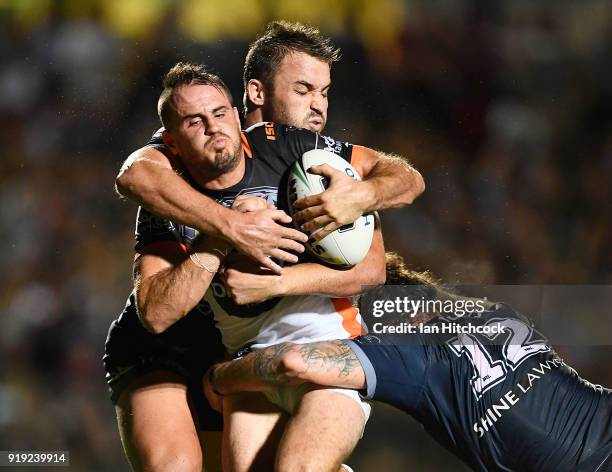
[264,383,372,436]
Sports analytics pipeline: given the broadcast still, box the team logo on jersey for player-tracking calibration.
[217,186,278,208]
[320,135,345,155]
[136,209,175,236]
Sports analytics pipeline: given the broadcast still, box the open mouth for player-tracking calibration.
[308,118,323,130]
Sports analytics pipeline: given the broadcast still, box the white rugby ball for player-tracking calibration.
[286,149,375,268]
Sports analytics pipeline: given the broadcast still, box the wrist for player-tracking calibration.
[271,267,291,298]
[189,252,222,273]
[357,180,378,213]
[190,237,230,272]
[215,206,236,243]
[274,267,294,297]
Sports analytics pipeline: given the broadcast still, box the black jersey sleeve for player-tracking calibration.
[146,127,165,146]
[273,124,355,166]
[141,127,176,161]
[134,207,198,253]
[245,123,353,170]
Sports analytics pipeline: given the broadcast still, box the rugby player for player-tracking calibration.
[125,64,422,472]
[105,22,385,472]
[105,27,424,472]
[116,20,417,273]
[204,253,612,472]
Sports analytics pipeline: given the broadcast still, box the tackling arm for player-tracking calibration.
[293,147,425,240]
[222,225,385,304]
[206,340,366,397]
[135,236,230,334]
[117,146,307,274]
[352,147,425,210]
[118,146,235,236]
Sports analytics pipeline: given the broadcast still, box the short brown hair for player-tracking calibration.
[243,21,341,113]
[158,62,233,130]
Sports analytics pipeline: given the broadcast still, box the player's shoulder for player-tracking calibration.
[132,127,183,170]
[243,121,351,152]
[242,122,316,162]
[147,127,165,146]
[243,122,354,165]
[243,121,314,142]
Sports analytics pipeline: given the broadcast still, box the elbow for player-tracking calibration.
[340,257,386,296]
[372,262,386,286]
[416,171,426,196]
[138,310,167,335]
[361,248,387,288]
[366,257,386,288]
[115,165,139,199]
[403,169,425,205]
[144,319,168,335]
[136,302,175,335]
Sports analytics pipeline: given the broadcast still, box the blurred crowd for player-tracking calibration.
[0,1,610,470]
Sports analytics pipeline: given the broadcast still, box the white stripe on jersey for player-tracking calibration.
[204,293,366,354]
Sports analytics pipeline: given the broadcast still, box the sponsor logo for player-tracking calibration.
[217,186,278,207]
[320,135,345,155]
[265,122,276,141]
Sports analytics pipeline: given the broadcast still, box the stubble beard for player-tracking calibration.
[212,136,243,174]
[266,100,325,132]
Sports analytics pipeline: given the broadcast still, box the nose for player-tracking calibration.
[310,92,326,115]
[205,116,221,135]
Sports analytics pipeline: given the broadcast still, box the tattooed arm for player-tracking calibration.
[205,341,366,400]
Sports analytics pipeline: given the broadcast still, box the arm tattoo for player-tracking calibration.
[250,341,361,387]
[252,343,298,384]
[296,341,361,379]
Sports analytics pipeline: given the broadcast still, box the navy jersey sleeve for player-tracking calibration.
[134,207,199,253]
[344,335,428,415]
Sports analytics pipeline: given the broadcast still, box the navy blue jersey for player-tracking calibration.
[346,304,612,471]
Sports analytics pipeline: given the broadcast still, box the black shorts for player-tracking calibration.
[103,304,225,431]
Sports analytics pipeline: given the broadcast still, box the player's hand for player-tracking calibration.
[227,208,307,275]
[292,164,371,241]
[222,255,283,305]
[203,366,224,413]
[231,195,275,213]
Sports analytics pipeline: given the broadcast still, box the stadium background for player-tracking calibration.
[1,0,611,470]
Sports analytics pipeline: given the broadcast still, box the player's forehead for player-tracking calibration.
[171,83,230,116]
[273,51,331,89]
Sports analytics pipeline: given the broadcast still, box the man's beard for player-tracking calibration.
[210,134,242,174]
[268,102,326,132]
